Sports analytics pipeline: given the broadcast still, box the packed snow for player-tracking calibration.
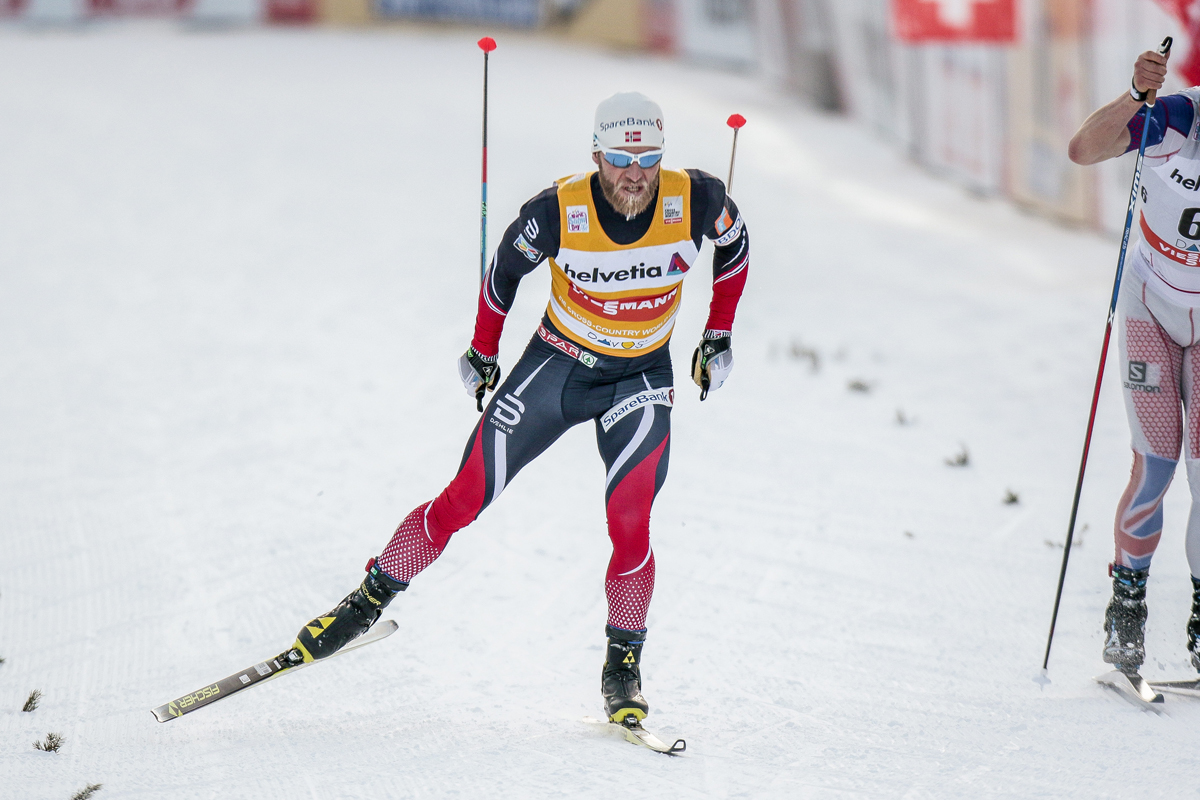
[3,23,1199,799]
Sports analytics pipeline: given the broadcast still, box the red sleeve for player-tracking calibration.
[470,275,507,357]
[706,247,748,332]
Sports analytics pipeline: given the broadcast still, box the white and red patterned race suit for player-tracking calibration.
[1115,89,1200,575]
[372,169,748,636]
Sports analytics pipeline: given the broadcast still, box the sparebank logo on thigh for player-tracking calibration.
[1125,361,1162,393]
[601,388,674,432]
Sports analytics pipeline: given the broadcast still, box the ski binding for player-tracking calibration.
[584,715,685,755]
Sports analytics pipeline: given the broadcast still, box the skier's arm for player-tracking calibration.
[460,187,559,409]
[1068,49,1169,165]
[469,187,560,358]
[686,170,749,397]
[706,196,749,334]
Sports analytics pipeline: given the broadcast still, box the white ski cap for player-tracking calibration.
[592,92,665,152]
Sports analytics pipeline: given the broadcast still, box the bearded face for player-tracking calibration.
[595,155,661,218]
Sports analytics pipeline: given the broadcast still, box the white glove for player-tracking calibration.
[691,331,733,400]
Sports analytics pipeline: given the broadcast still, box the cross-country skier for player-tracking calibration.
[287,92,749,725]
[1069,47,1200,675]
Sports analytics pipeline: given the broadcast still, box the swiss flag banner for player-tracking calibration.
[1152,0,1200,86]
[893,0,1017,43]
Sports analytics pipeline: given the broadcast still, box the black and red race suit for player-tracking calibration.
[374,168,748,635]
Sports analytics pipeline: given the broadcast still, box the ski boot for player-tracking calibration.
[1187,576,1200,672]
[291,559,406,663]
[1103,564,1149,673]
[601,626,650,725]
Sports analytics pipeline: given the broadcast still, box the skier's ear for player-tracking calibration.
[592,152,601,167]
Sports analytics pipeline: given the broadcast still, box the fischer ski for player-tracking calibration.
[151,620,398,723]
[1094,669,1164,708]
[1147,678,1200,698]
[584,716,686,755]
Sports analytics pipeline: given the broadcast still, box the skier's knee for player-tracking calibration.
[1185,458,1200,502]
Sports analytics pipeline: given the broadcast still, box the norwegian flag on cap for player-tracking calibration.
[593,92,665,151]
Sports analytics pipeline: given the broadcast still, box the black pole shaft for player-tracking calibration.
[727,128,739,193]
[1041,35,1172,671]
[480,50,489,287]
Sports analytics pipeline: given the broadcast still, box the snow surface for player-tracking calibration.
[3,23,1200,800]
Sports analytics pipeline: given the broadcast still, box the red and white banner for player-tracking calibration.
[265,0,314,23]
[1152,0,1200,85]
[892,0,1017,43]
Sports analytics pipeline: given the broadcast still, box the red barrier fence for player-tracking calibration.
[265,0,315,23]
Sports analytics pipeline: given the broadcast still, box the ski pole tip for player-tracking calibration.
[478,36,497,53]
[727,113,746,129]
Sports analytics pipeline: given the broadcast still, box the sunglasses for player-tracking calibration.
[600,149,664,169]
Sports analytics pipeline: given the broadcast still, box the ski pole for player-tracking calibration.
[726,114,746,193]
[1041,35,1173,673]
[478,36,497,286]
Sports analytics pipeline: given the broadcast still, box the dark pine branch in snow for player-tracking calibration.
[33,732,63,752]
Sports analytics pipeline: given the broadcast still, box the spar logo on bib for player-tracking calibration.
[663,196,683,225]
[567,205,589,234]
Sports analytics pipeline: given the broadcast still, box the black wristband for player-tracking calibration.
[1131,77,1149,102]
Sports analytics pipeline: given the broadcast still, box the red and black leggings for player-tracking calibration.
[375,326,673,635]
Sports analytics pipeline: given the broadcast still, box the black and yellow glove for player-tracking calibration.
[691,331,733,401]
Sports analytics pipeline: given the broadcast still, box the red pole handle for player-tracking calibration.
[726,114,746,193]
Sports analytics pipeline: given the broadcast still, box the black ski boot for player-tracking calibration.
[1103,564,1149,673]
[292,559,406,663]
[601,626,649,724]
[1187,577,1200,672]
